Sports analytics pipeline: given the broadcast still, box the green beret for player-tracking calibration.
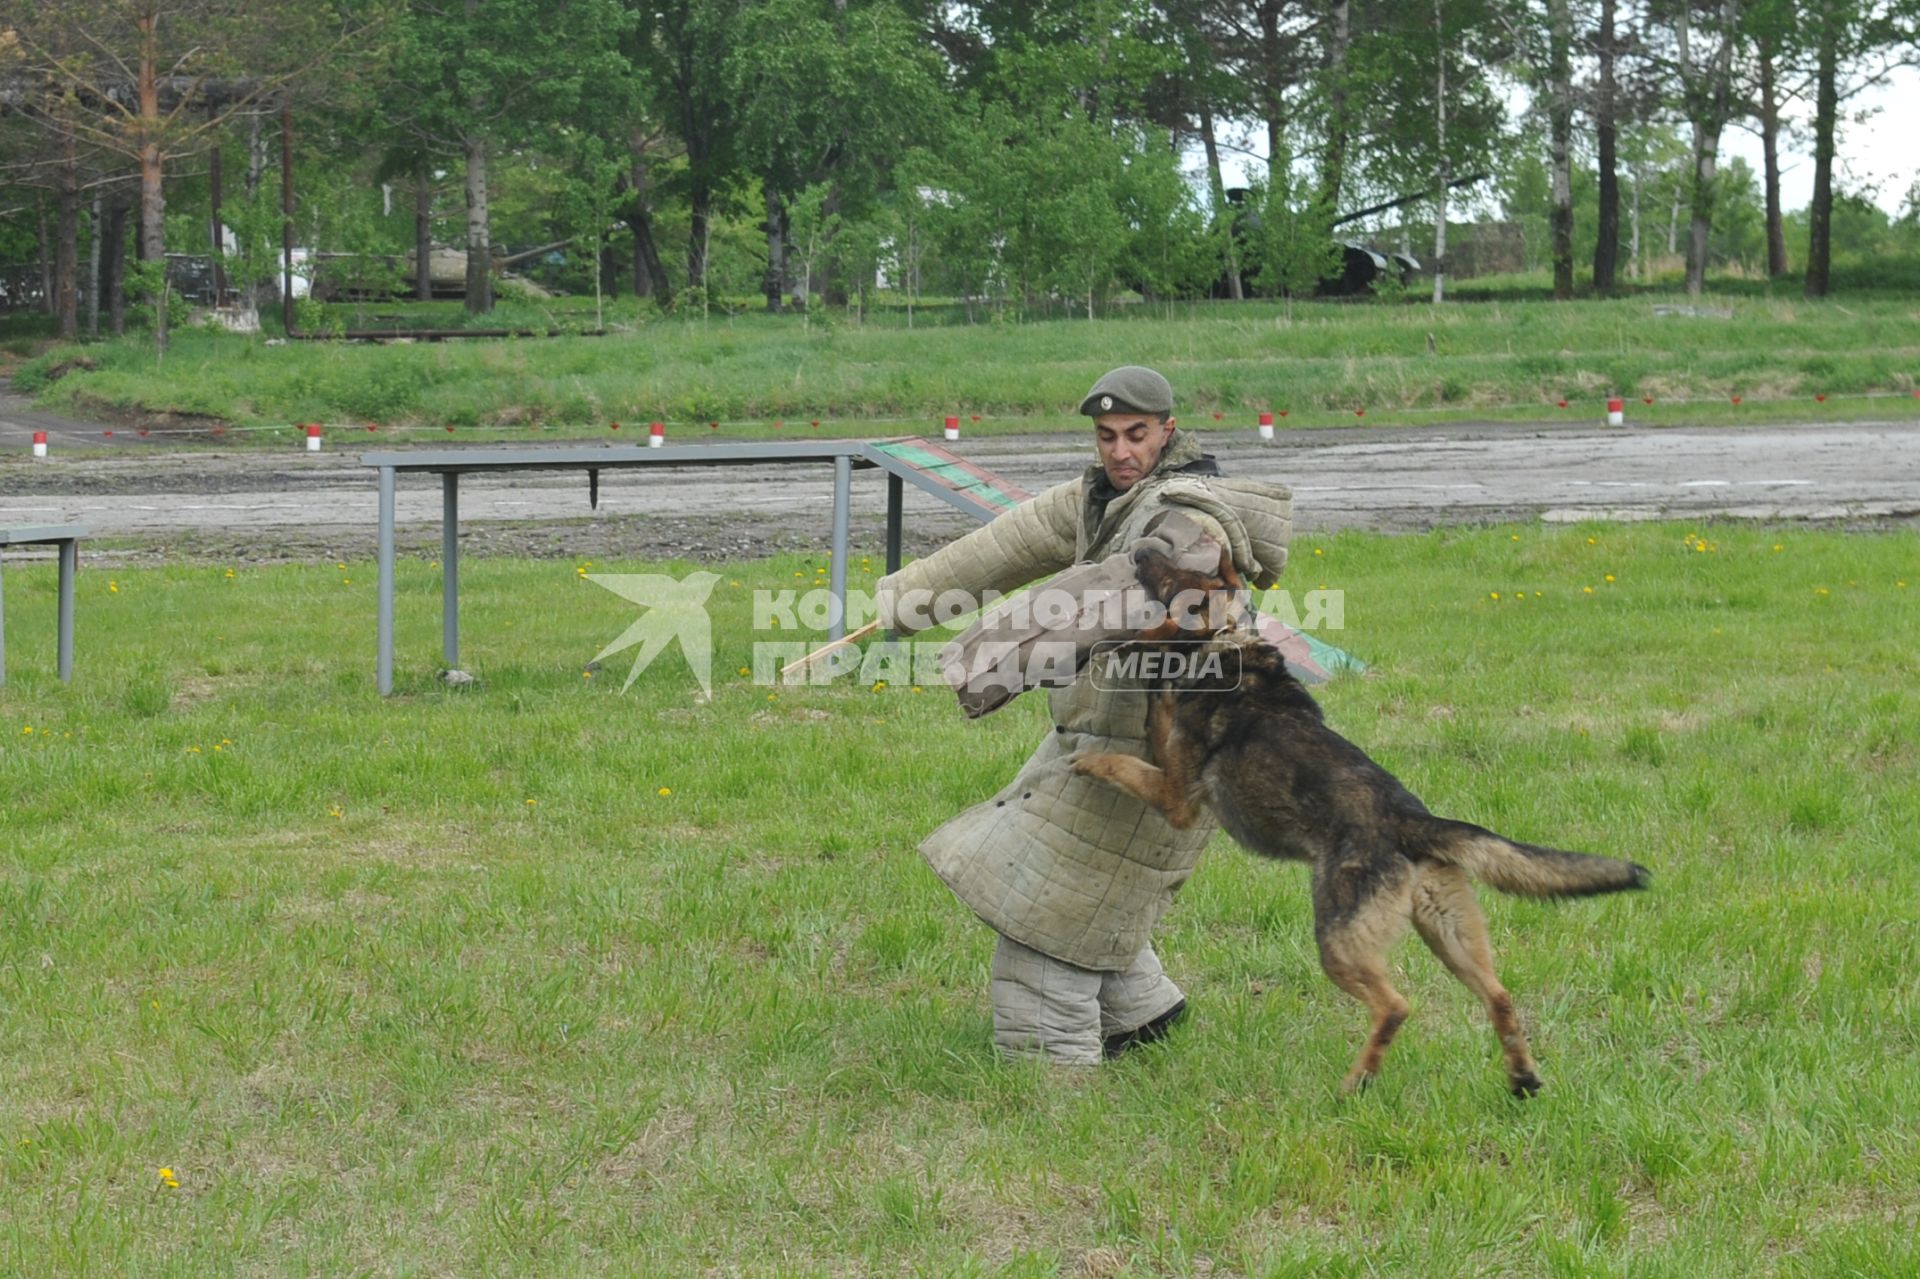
[1078,365,1174,418]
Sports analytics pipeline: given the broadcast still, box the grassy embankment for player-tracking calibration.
[11,287,1920,444]
[2,522,1916,1274]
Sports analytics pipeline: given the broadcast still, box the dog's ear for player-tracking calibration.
[1215,544,1243,592]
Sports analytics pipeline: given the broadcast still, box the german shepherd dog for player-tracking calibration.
[1071,542,1650,1096]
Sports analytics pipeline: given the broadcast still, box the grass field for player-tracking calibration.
[2,521,1916,1275]
[12,287,1920,442]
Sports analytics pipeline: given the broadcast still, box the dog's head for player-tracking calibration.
[1126,533,1247,644]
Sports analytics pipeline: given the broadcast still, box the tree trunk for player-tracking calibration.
[1629,157,1643,279]
[55,132,81,341]
[1320,0,1351,211]
[104,196,129,335]
[1803,10,1837,299]
[687,188,711,292]
[1677,0,1738,299]
[88,196,103,337]
[208,105,226,306]
[1758,42,1789,277]
[464,132,493,313]
[1431,0,1449,305]
[763,183,787,312]
[1592,0,1621,293]
[1201,104,1244,300]
[31,208,50,316]
[1257,0,1286,180]
[280,102,295,333]
[414,164,434,301]
[137,11,169,351]
[245,109,272,311]
[1547,0,1574,300]
[1685,122,1721,297]
[625,141,670,301]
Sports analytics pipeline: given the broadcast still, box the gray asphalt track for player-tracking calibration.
[5,381,1918,555]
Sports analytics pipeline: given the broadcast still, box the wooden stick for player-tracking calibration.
[779,619,883,678]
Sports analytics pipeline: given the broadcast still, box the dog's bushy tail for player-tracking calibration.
[1418,819,1651,899]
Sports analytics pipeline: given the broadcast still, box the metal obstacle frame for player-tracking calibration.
[361,439,1030,695]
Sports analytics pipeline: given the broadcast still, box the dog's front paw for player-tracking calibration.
[1070,751,1122,781]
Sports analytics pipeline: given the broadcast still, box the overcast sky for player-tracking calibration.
[1207,64,1918,219]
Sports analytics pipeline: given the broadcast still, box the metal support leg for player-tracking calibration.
[442,473,459,667]
[829,455,851,642]
[377,466,396,695]
[885,472,903,576]
[56,538,76,681]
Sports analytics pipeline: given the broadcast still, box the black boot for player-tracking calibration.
[1103,999,1188,1059]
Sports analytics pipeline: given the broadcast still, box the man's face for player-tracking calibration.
[1094,412,1176,492]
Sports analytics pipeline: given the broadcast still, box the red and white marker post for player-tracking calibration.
[649,421,665,449]
[944,415,960,442]
[305,424,324,452]
[31,430,49,458]
[1606,396,1625,427]
[1257,410,1274,442]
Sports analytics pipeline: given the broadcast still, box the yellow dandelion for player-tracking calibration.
[656,787,672,796]
[212,744,222,752]
[738,666,751,676]
[582,670,593,679]
[329,805,343,819]
[185,746,201,755]
[221,739,231,746]
[767,692,778,701]
[1604,574,1615,583]
[20,726,31,736]
[1534,591,1543,598]
[730,580,743,588]
[525,798,537,807]
[1583,585,1594,594]
[1773,544,1783,552]
[1587,537,1597,545]
[1899,580,1908,588]
[224,569,235,579]
[336,562,346,570]
[108,581,119,594]
[1816,587,1830,596]
[912,686,923,694]
[871,680,887,692]
[158,1167,180,1188]
[1510,534,1520,542]
[1313,548,1324,556]
[1490,592,1500,600]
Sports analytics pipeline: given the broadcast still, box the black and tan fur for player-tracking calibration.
[1072,543,1649,1096]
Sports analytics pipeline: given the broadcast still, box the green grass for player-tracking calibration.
[15,288,1920,442]
[2,523,1918,1275]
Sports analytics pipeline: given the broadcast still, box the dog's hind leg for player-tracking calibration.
[1410,865,1542,1097]
[1314,867,1415,1095]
